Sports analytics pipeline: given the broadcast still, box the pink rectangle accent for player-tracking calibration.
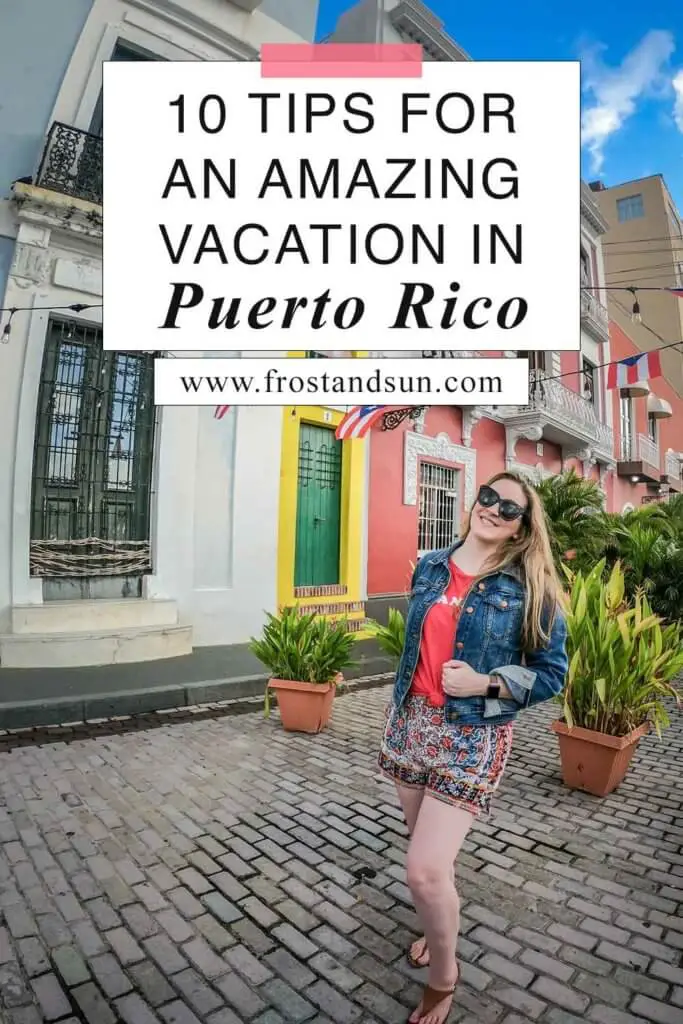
[261,43,422,78]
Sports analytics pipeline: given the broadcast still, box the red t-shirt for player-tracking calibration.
[410,562,475,708]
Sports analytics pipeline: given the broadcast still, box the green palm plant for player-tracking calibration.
[561,561,683,737]
[602,511,683,623]
[366,607,405,664]
[648,545,683,623]
[534,470,609,573]
[659,493,683,541]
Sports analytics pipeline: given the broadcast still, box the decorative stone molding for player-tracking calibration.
[563,445,606,478]
[10,243,51,288]
[127,0,260,59]
[581,181,610,236]
[53,258,102,297]
[506,461,544,484]
[411,407,427,434]
[389,0,471,61]
[12,182,102,241]
[505,424,543,464]
[404,431,476,509]
[461,408,483,448]
[563,446,593,467]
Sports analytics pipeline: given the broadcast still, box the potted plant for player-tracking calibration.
[552,561,683,797]
[366,607,405,666]
[249,606,357,734]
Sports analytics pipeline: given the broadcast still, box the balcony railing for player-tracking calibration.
[637,434,660,468]
[36,122,102,205]
[498,369,613,454]
[665,450,681,479]
[580,289,609,339]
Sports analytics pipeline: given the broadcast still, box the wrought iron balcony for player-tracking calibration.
[36,122,102,206]
[580,289,609,342]
[496,369,614,458]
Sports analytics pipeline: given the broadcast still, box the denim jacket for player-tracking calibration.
[391,541,568,727]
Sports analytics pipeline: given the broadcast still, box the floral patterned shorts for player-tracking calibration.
[378,696,513,816]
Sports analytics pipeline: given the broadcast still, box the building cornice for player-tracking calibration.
[388,0,470,61]
[581,181,609,236]
[230,0,263,12]
[124,0,260,59]
[11,182,102,242]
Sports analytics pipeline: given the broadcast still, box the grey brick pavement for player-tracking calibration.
[0,688,681,1023]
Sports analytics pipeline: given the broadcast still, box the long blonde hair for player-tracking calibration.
[462,471,562,650]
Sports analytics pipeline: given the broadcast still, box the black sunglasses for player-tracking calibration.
[476,484,528,523]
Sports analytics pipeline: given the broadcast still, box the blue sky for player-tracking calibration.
[316,0,683,211]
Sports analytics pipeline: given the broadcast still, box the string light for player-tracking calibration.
[1,308,15,344]
[0,284,682,322]
[0,294,682,387]
[629,287,643,324]
[0,301,100,341]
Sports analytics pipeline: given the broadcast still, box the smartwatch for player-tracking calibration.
[486,675,502,699]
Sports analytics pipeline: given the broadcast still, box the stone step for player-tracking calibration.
[0,624,193,669]
[10,599,178,634]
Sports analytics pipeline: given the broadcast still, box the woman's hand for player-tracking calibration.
[441,660,489,698]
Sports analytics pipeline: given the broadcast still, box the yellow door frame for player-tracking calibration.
[277,351,368,611]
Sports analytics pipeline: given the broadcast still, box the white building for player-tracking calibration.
[324,0,470,61]
[0,0,322,669]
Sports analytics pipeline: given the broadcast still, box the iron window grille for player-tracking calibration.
[30,318,156,578]
[417,462,459,555]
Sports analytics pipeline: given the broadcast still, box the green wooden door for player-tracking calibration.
[294,424,342,587]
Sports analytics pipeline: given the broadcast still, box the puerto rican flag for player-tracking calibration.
[335,405,387,440]
[669,288,683,298]
[607,351,662,390]
[214,406,231,419]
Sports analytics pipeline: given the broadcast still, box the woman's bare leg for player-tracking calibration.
[396,784,456,969]
[396,783,425,834]
[395,785,433,966]
[406,796,474,1024]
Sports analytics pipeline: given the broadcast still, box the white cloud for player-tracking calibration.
[581,30,675,172]
[674,69,683,131]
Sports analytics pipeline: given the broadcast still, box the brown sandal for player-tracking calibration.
[406,937,430,968]
[411,984,456,1023]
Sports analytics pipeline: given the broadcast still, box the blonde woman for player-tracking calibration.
[378,472,568,1024]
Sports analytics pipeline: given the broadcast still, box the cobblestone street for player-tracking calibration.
[0,686,681,1024]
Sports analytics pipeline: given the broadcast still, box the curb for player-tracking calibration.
[0,672,394,749]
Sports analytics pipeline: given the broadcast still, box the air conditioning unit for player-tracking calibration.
[230,0,262,12]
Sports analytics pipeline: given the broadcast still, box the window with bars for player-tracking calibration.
[417,463,459,555]
[30,318,156,584]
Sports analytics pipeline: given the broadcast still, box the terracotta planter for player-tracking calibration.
[267,678,337,734]
[551,719,650,797]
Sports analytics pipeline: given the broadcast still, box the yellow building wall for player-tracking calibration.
[277,352,368,619]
